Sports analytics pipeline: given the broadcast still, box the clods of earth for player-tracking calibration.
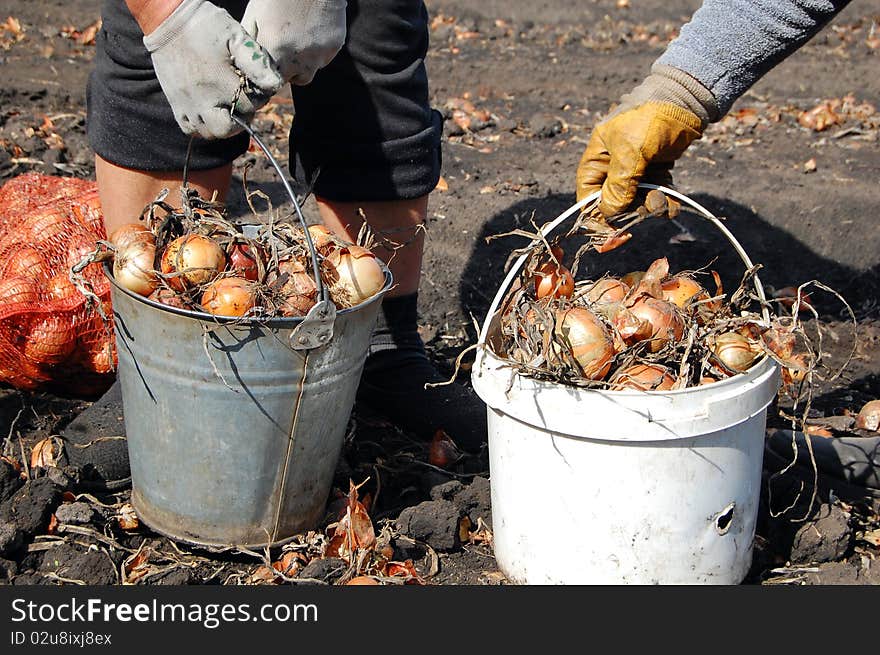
[2,0,880,584]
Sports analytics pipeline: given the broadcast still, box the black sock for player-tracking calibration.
[367,292,427,358]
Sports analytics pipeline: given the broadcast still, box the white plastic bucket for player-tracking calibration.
[471,185,781,584]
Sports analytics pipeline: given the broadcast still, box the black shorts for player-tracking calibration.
[86,0,442,202]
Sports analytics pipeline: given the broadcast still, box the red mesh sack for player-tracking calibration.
[0,173,116,394]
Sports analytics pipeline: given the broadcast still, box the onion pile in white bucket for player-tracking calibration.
[490,190,849,392]
[103,189,386,318]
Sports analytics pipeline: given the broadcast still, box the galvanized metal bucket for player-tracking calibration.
[107,122,392,548]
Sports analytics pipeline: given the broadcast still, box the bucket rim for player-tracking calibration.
[475,342,778,398]
[103,261,393,328]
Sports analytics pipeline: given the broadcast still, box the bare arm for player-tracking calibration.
[125,0,185,34]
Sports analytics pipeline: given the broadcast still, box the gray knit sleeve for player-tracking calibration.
[656,0,853,116]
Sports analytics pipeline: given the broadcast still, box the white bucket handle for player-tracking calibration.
[477,184,769,347]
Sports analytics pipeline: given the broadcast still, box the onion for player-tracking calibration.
[24,315,76,365]
[160,234,226,291]
[627,297,685,353]
[854,400,880,432]
[610,363,676,391]
[109,223,154,250]
[621,271,645,289]
[553,307,614,380]
[272,258,318,317]
[148,287,189,310]
[534,261,574,299]
[26,209,69,246]
[710,332,759,372]
[113,240,158,296]
[0,276,40,306]
[307,224,340,256]
[89,341,116,374]
[585,278,629,305]
[227,242,263,281]
[46,272,80,303]
[1,246,46,279]
[661,275,708,309]
[200,277,256,317]
[66,241,101,277]
[781,353,809,386]
[324,245,385,308]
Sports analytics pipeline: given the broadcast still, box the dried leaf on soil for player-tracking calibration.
[117,503,139,531]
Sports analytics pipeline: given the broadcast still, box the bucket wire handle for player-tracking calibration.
[477,183,769,347]
[230,115,336,350]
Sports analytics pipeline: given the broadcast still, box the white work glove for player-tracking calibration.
[143,0,283,139]
[241,0,347,85]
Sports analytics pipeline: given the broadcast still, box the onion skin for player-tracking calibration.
[710,332,759,372]
[627,297,685,353]
[148,287,189,310]
[661,276,708,309]
[610,364,676,391]
[109,223,153,251]
[113,241,158,296]
[307,224,340,256]
[553,307,614,380]
[585,278,629,306]
[160,234,226,291]
[324,246,385,308]
[621,271,645,289]
[271,258,318,317]
[534,261,575,299]
[200,277,256,317]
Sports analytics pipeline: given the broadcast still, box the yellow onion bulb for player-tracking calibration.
[113,240,158,296]
[585,278,630,306]
[24,315,76,365]
[610,363,676,391]
[160,234,226,291]
[710,331,760,372]
[553,307,614,380]
[854,400,880,432]
[628,297,685,353]
[1,246,47,279]
[661,275,708,309]
[109,223,154,251]
[324,246,385,308]
[200,277,256,317]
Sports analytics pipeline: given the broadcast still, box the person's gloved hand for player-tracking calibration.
[241,0,347,86]
[143,0,283,139]
[576,64,718,218]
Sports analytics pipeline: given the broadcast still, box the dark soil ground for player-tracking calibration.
[1,0,879,585]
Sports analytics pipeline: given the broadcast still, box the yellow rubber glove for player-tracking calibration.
[576,65,717,218]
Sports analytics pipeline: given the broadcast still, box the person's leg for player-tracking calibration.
[95,155,234,235]
[289,0,486,452]
[316,197,426,298]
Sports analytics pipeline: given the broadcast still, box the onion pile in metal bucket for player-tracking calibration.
[489,190,851,393]
[99,187,386,318]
